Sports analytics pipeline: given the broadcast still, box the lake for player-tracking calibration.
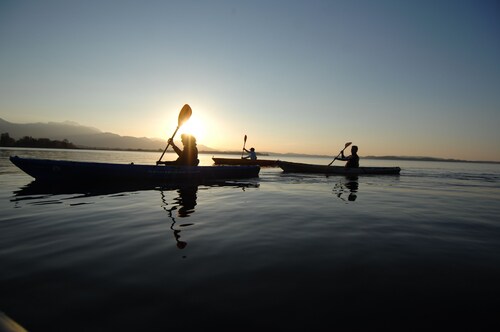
[1,148,500,331]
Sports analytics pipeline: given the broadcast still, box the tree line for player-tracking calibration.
[0,133,78,149]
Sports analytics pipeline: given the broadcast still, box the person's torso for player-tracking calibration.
[346,154,359,168]
[178,147,199,166]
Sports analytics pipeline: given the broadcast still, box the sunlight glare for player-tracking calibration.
[181,115,206,142]
[156,104,232,150]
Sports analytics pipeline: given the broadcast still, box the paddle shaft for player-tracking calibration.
[241,135,247,158]
[157,126,179,163]
[328,144,351,166]
[328,151,343,166]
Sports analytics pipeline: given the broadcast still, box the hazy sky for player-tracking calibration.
[1,0,499,161]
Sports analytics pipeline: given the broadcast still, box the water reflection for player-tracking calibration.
[11,180,259,249]
[334,176,359,202]
[11,180,257,200]
[11,180,160,199]
[160,186,198,250]
[158,182,259,250]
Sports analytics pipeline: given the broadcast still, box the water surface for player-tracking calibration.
[1,148,500,330]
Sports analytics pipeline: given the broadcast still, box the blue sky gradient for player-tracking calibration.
[1,0,499,161]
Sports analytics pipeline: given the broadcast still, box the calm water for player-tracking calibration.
[1,148,500,330]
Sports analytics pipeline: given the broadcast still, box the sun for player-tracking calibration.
[180,115,206,142]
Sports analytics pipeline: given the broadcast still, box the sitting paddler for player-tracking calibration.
[242,147,257,160]
[338,145,359,168]
[158,134,199,166]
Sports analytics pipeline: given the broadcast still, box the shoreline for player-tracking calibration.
[2,146,499,164]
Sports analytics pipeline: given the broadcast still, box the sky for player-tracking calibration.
[1,0,499,161]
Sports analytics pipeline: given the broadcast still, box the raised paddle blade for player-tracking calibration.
[157,104,193,164]
[344,142,352,149]
[178,104,192,127]
[241,134,248,158]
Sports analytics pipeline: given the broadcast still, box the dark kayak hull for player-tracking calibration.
[277,161,401,175]
[10,156,260,183]
[212,157,278,167]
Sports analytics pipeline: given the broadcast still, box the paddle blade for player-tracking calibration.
[178,104,192,127]
[345,142,352,149]
[156,104,192,164]
[244,135,247,143]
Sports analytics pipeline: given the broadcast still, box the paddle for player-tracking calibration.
[328,142,352,166]
[156,104,192,165]
[241,135,247,158]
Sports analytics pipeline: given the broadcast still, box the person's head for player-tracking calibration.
[351,145,358,154]
[250,147,255,152]
[181,134,196,146]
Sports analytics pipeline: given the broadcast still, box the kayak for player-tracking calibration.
[10,156,260,183]
[277,160,401,175]
[212,157,278,167]
[13,178,260,198]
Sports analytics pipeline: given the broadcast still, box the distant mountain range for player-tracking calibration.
[2,118,498,164]
[0,118,215,151]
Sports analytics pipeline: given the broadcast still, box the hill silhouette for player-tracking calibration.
[0,118,214,151]
[2,118,498,164]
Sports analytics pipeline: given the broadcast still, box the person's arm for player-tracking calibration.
[168,138,183,157]
[337,151,349,161]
